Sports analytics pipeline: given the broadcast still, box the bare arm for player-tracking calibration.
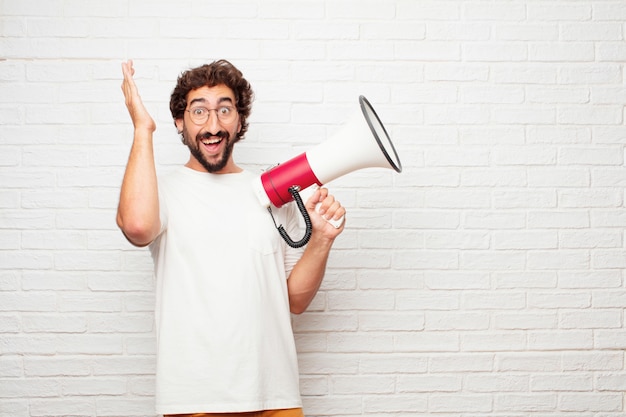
[287,187,346,314]
[116,60,160,247]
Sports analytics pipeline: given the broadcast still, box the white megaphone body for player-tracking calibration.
[252,95,402,248]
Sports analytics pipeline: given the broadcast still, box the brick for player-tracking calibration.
[495,312,558,330]
[92,356,155,376]
[562,351,624,371]
[0,356,23,378]
[427,23,491,41]
[397,374,461,392]
[528,292,590,309]
[359,355,427,374]
[495,393,557,412]
[561,23,623,41]
[464,42,528,62]
[298,353,359,375]
[394,332,459,353]
[496,24,558,41]
[332,375,395,394]
[396,290,459,311]
[397,1,460,20]
[559,310,622,329]
[0,378,59,398]
[464,2,525,20]
[462,292,527,310]
[462,332,527,352]
[527,168,590,187]
[528,3,591,20]
[22,314,87,333]
[96,397,156,416]
[425,272,489,290]
[328,291,394,311]
[494,271,557,289]
[560,393,623,412]
[529,43,595,62]
[0,314,20,333]
[527,86,589,104]
[496,352,561,372]
[596,373,626,391]
[429,394,493,412]
[358,312,425,332]
[301,396,363,415]
[292,313,358,333]
[530,374,592,391]
[363,394,427,413]
[528,330,593,350]
[430,354,494,372]
[24,357,90,377]
[0,293,56,312]
[425,312,490,331]
[563,146,622,173]
[29,398,95,416]
[492,230,558,250]
[0,400,28,417]
[88,314,153,333]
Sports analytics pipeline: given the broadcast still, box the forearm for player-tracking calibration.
[286,233,335,314]
[117,127,160,247]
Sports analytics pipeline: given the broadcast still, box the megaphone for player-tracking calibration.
[252,95,402,248]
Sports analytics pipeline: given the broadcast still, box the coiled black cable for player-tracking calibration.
[267,186,312,248]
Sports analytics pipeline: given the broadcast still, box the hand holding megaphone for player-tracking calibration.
[253,96,402,248]
[315,202,345,229]
[310,186,346,230]
[295,183,345,230]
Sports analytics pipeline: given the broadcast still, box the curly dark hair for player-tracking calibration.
[169,60,254,142]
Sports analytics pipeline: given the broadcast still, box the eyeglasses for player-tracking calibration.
[186,105,238,125]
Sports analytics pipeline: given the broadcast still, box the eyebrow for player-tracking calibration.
[188,97,234,107]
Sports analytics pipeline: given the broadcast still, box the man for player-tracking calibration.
[117,59,346,417]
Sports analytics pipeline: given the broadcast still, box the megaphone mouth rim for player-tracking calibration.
[358,95,402,173]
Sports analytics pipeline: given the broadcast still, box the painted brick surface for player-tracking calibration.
[1,1,625,416]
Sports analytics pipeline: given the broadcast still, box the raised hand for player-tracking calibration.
[116,60,161,247]
[121,60,156,133]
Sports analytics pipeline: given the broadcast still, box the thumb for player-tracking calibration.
[304,186,323,210]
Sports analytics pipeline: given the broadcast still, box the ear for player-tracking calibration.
[175,118,183,133]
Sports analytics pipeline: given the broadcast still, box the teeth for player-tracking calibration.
[201,138,221,145]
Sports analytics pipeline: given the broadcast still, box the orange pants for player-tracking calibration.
[165,408,304,417]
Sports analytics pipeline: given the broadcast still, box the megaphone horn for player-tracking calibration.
[252,95,402,247]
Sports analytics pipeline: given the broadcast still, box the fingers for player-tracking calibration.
[120,60,140,107]
[119,60,157,132]
[310,187,346,222]
[121,60,139,101]
[121,60,135,78]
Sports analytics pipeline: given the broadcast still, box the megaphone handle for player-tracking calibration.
[269,186,312,248]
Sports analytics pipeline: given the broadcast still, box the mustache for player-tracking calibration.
[198,131,229,140]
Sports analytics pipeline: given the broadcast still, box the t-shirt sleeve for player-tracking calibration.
[148,181,169,257]
[156,180,169,237]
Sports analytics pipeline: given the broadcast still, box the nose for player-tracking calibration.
[205,109,220,132]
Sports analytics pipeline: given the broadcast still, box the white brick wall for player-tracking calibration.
[1,0,625,416]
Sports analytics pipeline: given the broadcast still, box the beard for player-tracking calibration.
[182,127,235,173]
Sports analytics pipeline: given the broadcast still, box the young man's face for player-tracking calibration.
[176,84,242,174]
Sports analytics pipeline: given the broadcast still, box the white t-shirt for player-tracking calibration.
[149,167,304,414]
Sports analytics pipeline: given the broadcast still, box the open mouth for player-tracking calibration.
[200,136,224,153]
[201,137,222,145]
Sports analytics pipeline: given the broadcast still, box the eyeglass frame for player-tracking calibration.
[185,105,238,125]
